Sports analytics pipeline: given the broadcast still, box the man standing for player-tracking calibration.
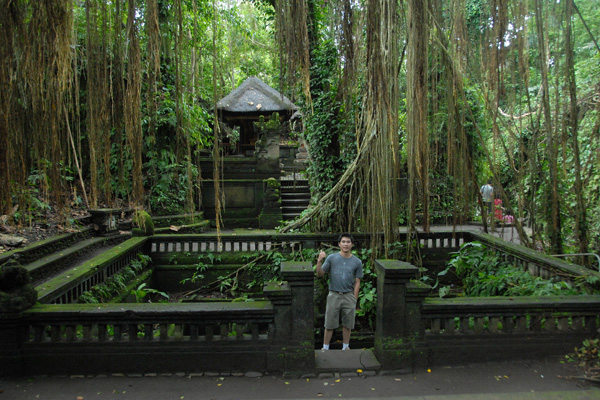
[480,180,494,216]
[316,233,363,351]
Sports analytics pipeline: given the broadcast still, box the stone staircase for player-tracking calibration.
[26,236,114,285]
[0,227,125,289]
[280,174,311,220]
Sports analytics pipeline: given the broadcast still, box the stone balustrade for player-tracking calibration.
[2,230,600,376]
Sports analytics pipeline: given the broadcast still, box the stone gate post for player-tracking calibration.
[0,316,26,376]
[264,280,292,372]
[374,259,431,371]
[280,261,315,372]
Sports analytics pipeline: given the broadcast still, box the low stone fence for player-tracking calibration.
[4,302,273,376]
[2,230,600,376]
[1,262,315,377]
[468,231,593,283]
[148,233,376,259]
[374,260,600,371]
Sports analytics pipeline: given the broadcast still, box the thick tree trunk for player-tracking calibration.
[407,0,429,232]
[125,0,144,208]
[535,0,562,254]
[565,0,588,258]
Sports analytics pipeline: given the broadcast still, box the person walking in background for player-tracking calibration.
[315,233,363,351]
[480,180,494,217]
[494,193,504,221]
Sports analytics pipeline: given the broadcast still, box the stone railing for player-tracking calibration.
[4,230,600,376]
[1,261,314,377]
[7,302,273,376]
[36,237,149,304]
[148,233,376,255]
[374,259,600,371]
[422,296,600,337]
[412,230,469,253]
[469,231,594,282]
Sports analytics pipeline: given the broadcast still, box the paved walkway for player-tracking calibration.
[2,357,598,399]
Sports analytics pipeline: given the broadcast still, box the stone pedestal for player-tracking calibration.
[89,208,120,234]
[259,178,282,229]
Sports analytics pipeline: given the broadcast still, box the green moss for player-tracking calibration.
[266,177,280,188]
[35,237,148,300]
[223,209,258,218]
[133,210,155,235]
[265,112,280,129]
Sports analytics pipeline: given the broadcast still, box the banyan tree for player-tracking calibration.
[0,0,598,262]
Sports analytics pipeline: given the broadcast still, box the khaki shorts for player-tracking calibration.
[324,291,357,330]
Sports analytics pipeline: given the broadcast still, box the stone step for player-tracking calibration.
[281,198,310,206]
[280,180,309,186]
[280,191,310,197]
[25,237,109,284]
[154,220,211,234]
[282,213,303,220]
[315,349,381,374]
[35,237,144,304]
[152,212,206,228]
[281,204,306,213]
[280,186,310,193]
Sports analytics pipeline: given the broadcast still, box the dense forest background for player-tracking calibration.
[0,0,598,261]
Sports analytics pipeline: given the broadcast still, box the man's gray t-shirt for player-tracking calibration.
[322,253,364,293]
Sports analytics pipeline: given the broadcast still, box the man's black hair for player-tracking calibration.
[338,233,355,243]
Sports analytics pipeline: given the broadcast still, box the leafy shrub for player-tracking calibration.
[565,338,600,379]
[79,254,152,303]
[131,283,169,303]
[438,241,580,297]
[147,151,198,216]
[132,210,154,235]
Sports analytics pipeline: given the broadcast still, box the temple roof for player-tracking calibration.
[217,76,297,114]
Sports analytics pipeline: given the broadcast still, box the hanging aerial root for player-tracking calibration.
[280,129,378,233]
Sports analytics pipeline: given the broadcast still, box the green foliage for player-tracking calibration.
[564,338,600,377]
[79,254,152,303]
[438,241,583,297]
[10,163,59,225]
[180,252,222,285]
[304,39,355,200]
[355,248,377,329]
[132,210,154,235]
[146,150,199,216]
[131,283,170,303]
[184,248,323,299]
